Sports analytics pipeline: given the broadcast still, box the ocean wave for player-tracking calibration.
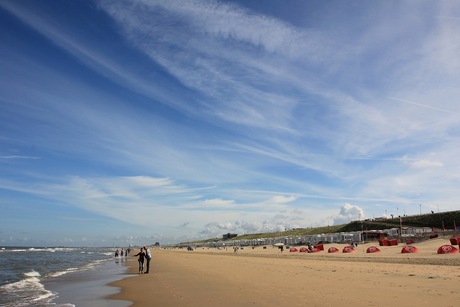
[24,271,41,278]
[0,270,56,306]
[47,267,79,278]
[26,247,76,253]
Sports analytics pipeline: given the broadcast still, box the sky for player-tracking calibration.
[1,0,460,247]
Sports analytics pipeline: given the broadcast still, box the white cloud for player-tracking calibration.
[202,198,235,207]
[333,204,365,225]
[0,155,40,159]
[410,160,443,169]
[270,195,297,204]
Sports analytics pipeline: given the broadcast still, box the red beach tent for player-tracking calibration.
[342,246,355,253]
[401,246,419,253]
[437,245,458,254]
[366,246,381,253]
[328,247,339,253]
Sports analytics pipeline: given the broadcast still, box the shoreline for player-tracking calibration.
[45,257,133,307]
[108,238,460,306]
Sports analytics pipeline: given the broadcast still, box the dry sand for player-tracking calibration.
[109,238,460,306]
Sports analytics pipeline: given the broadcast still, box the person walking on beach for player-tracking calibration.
[144,246,152,274]
[134,248,146,274]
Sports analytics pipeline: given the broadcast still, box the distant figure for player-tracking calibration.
[115,249,119,257]
[233,246,239,253]
[144,246,152,274]
[134,248,146,274]
[120,248,124,257]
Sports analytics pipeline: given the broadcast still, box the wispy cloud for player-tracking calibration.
[388,97,460,115]
[0,155,40,159]
[2,0,460,245]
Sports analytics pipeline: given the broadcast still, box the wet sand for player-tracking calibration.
[109,238,460,306]
[45,259,132,307]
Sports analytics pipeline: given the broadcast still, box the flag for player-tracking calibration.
[442,221,445,231]
[454,220,457,231]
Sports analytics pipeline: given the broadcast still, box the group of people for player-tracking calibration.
[134,246,152,274]
[114,248,131,257]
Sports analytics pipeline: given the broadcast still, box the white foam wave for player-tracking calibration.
[0,271,55,305]
[25,247,76,253]
[47,267,79,278]
[24,270,41,278]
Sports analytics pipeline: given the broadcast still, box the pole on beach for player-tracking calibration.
[399,216,403,242]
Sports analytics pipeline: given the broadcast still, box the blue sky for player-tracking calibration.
[1,0,460,247]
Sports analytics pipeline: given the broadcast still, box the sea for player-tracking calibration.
[0,246,135,307]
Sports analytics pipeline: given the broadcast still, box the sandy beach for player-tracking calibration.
[109,237,460,306]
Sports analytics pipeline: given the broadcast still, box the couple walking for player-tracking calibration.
[134,246,152,274]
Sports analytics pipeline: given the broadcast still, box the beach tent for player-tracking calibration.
[437,245,459,254]
[289,247,298,252]
[366,246,381,253]
[299,247,308,253]
[314,244,324,251]
[389,239,398,246]
[328,247,340,253]
[401,246,419,253]
[342,246,355,253]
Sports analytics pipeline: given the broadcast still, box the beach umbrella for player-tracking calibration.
[401,246,419,253]
[342,246,355,253]
[289,247,298,252]
[437,245,459,254]
[366,246,381,253]
[299,247,308,253]
[328,247,339,253]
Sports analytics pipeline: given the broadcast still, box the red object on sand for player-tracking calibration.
[437,245,458,254]
[314,244,324,251]
[342,246,355,253]
[401,246,419,253]
[366,246,381,253]
[389,239,398,246]
[299,247,308,253]
[328,247,339,253]
[379,239,389,246]
[289,247,298,252]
